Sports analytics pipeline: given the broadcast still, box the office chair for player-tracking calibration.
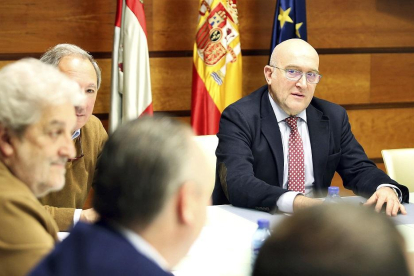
[381,148,414,192]
[192,135,219,196]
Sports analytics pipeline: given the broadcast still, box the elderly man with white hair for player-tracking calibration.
[39,44,108,231]
[0,58,84,275]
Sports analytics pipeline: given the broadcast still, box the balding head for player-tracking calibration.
[264,39,320,116]
[269,39,319,69]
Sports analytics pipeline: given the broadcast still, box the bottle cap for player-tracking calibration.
[257,219,270,228]
[328,186,340,195]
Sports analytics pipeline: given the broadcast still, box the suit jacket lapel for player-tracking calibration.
[260,89,284,187]
[306,103,330,189]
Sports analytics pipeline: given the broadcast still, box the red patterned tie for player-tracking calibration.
[285,116,305,193]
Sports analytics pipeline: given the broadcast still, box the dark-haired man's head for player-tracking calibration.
[93,116,213,267]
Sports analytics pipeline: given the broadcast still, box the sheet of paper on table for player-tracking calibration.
[173,206,260,276]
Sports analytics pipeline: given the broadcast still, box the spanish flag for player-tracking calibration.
[191,0,242,135]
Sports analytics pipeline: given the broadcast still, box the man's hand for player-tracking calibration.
[364,187,407,216]
[293,195,323,212]
[80,208,99,223]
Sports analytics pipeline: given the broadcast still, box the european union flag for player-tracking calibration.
[270,0,307,52]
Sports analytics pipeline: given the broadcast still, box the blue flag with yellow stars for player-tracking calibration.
[270,0,307,52]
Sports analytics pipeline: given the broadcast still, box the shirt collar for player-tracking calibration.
[268,92,307,123]
[71,129,81,140]
[116,224,170,271]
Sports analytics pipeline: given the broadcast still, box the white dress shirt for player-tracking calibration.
[268,94,312,213]
[117,224,170,271]
[72,129,82,225]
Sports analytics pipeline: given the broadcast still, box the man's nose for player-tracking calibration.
[75,105,85,114]
[296,73,308,87]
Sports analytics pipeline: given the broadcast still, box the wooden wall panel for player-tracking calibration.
[0,61,10,69]
[316,54,371,104]
[2,52,414,115]
[147,0,278,52]
[74,57,195,114]
[94,59,111,114]
[150,57,193,111]
[371,53,414,103]
[333,173,354,197]
[175,116,191,125]
[148,0,414,51]
[237,0,276,50]
[0,0,116,54]
[96,53,414,113]
[316,53,414,105]
[2,0,414,55]
[242,55,268,96]
[149,1,198,51]
[348,108,414,159]
[96,55,271,114]
[308,0,414,49]
[147,0,414,51]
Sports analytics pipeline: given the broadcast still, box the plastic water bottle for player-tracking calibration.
[324,186,343,203]
[251,219,271,266]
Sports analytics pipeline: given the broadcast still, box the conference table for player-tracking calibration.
[172,193,414,276]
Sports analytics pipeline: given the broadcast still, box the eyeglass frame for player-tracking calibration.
[67,134,84,162]
[270,65,322,84]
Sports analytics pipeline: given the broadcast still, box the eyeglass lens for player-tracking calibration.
[285,69,320,83]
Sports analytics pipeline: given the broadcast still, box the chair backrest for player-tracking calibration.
[192,135,218,197]
[381,148,414,191]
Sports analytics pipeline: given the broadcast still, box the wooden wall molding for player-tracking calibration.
[3,46,414,61]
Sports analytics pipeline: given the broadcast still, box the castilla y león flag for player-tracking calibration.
[191,0,242,135]
[110,0,153,133]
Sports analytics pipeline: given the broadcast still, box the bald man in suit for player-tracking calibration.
[213,39,409,215]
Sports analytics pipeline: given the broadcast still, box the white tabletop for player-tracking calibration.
[57,193,414,275]
[173,206,259,276]
[400,193,414,253]
[173,193,414,276]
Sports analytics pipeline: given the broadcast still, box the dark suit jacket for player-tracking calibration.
[29,220,174,276]
[213,85,409,210]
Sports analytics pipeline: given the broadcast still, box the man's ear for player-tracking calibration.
[264,65,273,85]
[176,181,197,226]
[0,125,15,157]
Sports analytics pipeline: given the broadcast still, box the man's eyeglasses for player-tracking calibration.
[271,66,322,84]
[68,136,84,162]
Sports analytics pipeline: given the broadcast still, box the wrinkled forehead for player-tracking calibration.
[28,103,76,133]
[58,55,97,85]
